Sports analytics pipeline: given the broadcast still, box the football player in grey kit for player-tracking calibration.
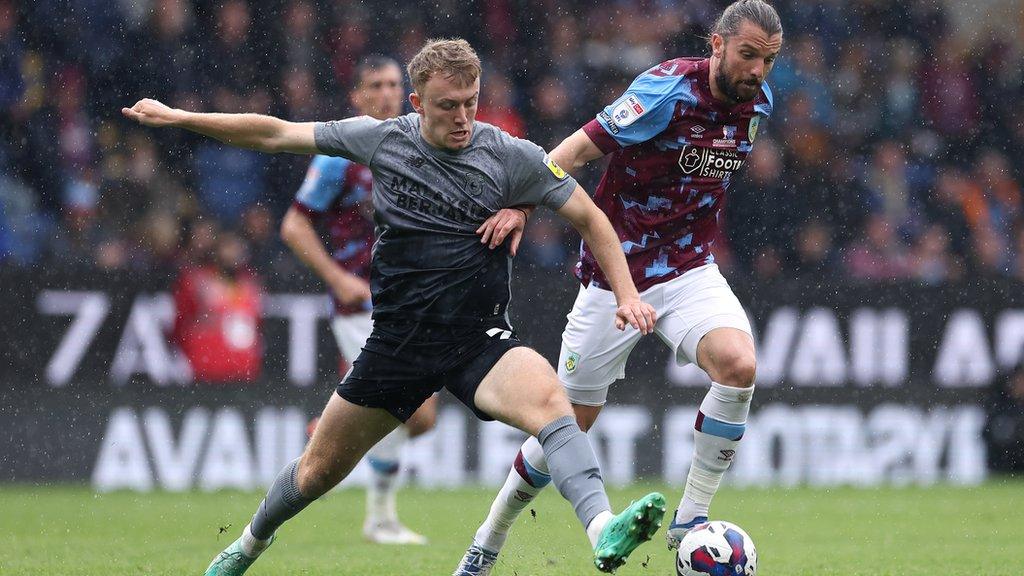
[123,39,665,574]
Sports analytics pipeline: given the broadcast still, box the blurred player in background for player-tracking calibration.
[459,1,783,573]
[125,38,664,575]
[280,55,434,545]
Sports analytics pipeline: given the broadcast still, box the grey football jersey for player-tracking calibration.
[314,113,577,325]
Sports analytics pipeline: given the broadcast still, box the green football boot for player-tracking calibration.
[593,492,666,573]
[204,534,273,576]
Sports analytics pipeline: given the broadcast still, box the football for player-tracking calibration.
[675,520,757,576]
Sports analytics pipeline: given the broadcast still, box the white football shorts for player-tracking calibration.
[331,311,374,363]
[557,263,751,405]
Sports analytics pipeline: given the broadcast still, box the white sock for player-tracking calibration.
[239,523,273,558]
[473,436,550,552]
[366,427,409,523]
[586,510,614,548]
[677,381,753,524]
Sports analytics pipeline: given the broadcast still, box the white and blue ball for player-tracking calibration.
[675,520,757,576]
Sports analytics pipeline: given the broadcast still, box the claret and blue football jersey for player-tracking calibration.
[292,154,375,315]
[577,57,773,291]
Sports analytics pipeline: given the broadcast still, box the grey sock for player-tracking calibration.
[250,458,316,540]
[537,415,611,529]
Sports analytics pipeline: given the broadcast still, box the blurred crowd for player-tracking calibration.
[2,0,1024,285]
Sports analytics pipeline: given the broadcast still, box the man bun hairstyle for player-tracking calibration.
[711,0,783,42]
[407,38,482,93]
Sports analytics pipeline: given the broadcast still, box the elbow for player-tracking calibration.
[280,212,298,244]
[572,213,595,238]
[257,136,284,154]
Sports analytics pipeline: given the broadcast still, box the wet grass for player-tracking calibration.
[1,481,1021,575]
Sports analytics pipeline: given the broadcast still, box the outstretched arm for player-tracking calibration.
[122,98,319,154]
[556,185,655,334]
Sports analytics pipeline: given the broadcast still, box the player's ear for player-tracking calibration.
[409,92,423,114]
[711,33,724,57]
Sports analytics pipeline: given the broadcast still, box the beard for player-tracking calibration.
[714,64,761,104]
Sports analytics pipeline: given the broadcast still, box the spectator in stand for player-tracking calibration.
[845,213,912,281]
[101,131,190,235]
[135,210,182,270]
[200,0,266,97]
[924,166,975,260]
[54,66,95,195]
[792,220,840,279]
[973,148,1021,242]
[280,68,322,121]
[134,0,200,103]
[918,36,980,139]
[47,169,101,270]
[279,0,328,77]
[909,223,960,284]
[831,42,881,147]
[728,137,788,273]
[240,204,293,275]
[517,211,571,271]
[880,38,920,134]
[0,0,23,119]
[779,89,831,190]
[752,245,784,283]
[771,35,834,127]
[528,75,579,152]
[193,131,268,225]
[545,21,586,102]
[172,231,265,383]
[474,72,525,137]
[969,224,1011,278]
[863,140,927,238]
[181,217,219,266]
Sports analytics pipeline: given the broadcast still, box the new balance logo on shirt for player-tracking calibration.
[486,328,512,340]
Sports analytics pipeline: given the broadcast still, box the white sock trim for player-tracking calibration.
[701,381,754,424]
[586,510,614,548]
[240,523,273,557]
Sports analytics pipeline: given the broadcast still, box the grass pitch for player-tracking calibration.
[1,481,1021,575]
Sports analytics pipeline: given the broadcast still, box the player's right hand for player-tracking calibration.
[330,270,372,307]
[478,207,530,256]
[121,98,182,127]
[615,299,656,335]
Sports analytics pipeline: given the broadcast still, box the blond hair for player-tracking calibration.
[406,38,481,93]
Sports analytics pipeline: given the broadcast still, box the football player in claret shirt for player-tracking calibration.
[459,1,783,573]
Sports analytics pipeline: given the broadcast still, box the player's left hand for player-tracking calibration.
[478,207,530,255]
[615,299,657,335]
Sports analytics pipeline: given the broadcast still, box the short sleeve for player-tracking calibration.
[294,155,348,213]
[504,135,577,211]
[592,66,698,148]
[314,116,392,165]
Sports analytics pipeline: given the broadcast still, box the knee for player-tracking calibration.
[536,381,573,422]
[573,404,601,432]
[716,353,756,388]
